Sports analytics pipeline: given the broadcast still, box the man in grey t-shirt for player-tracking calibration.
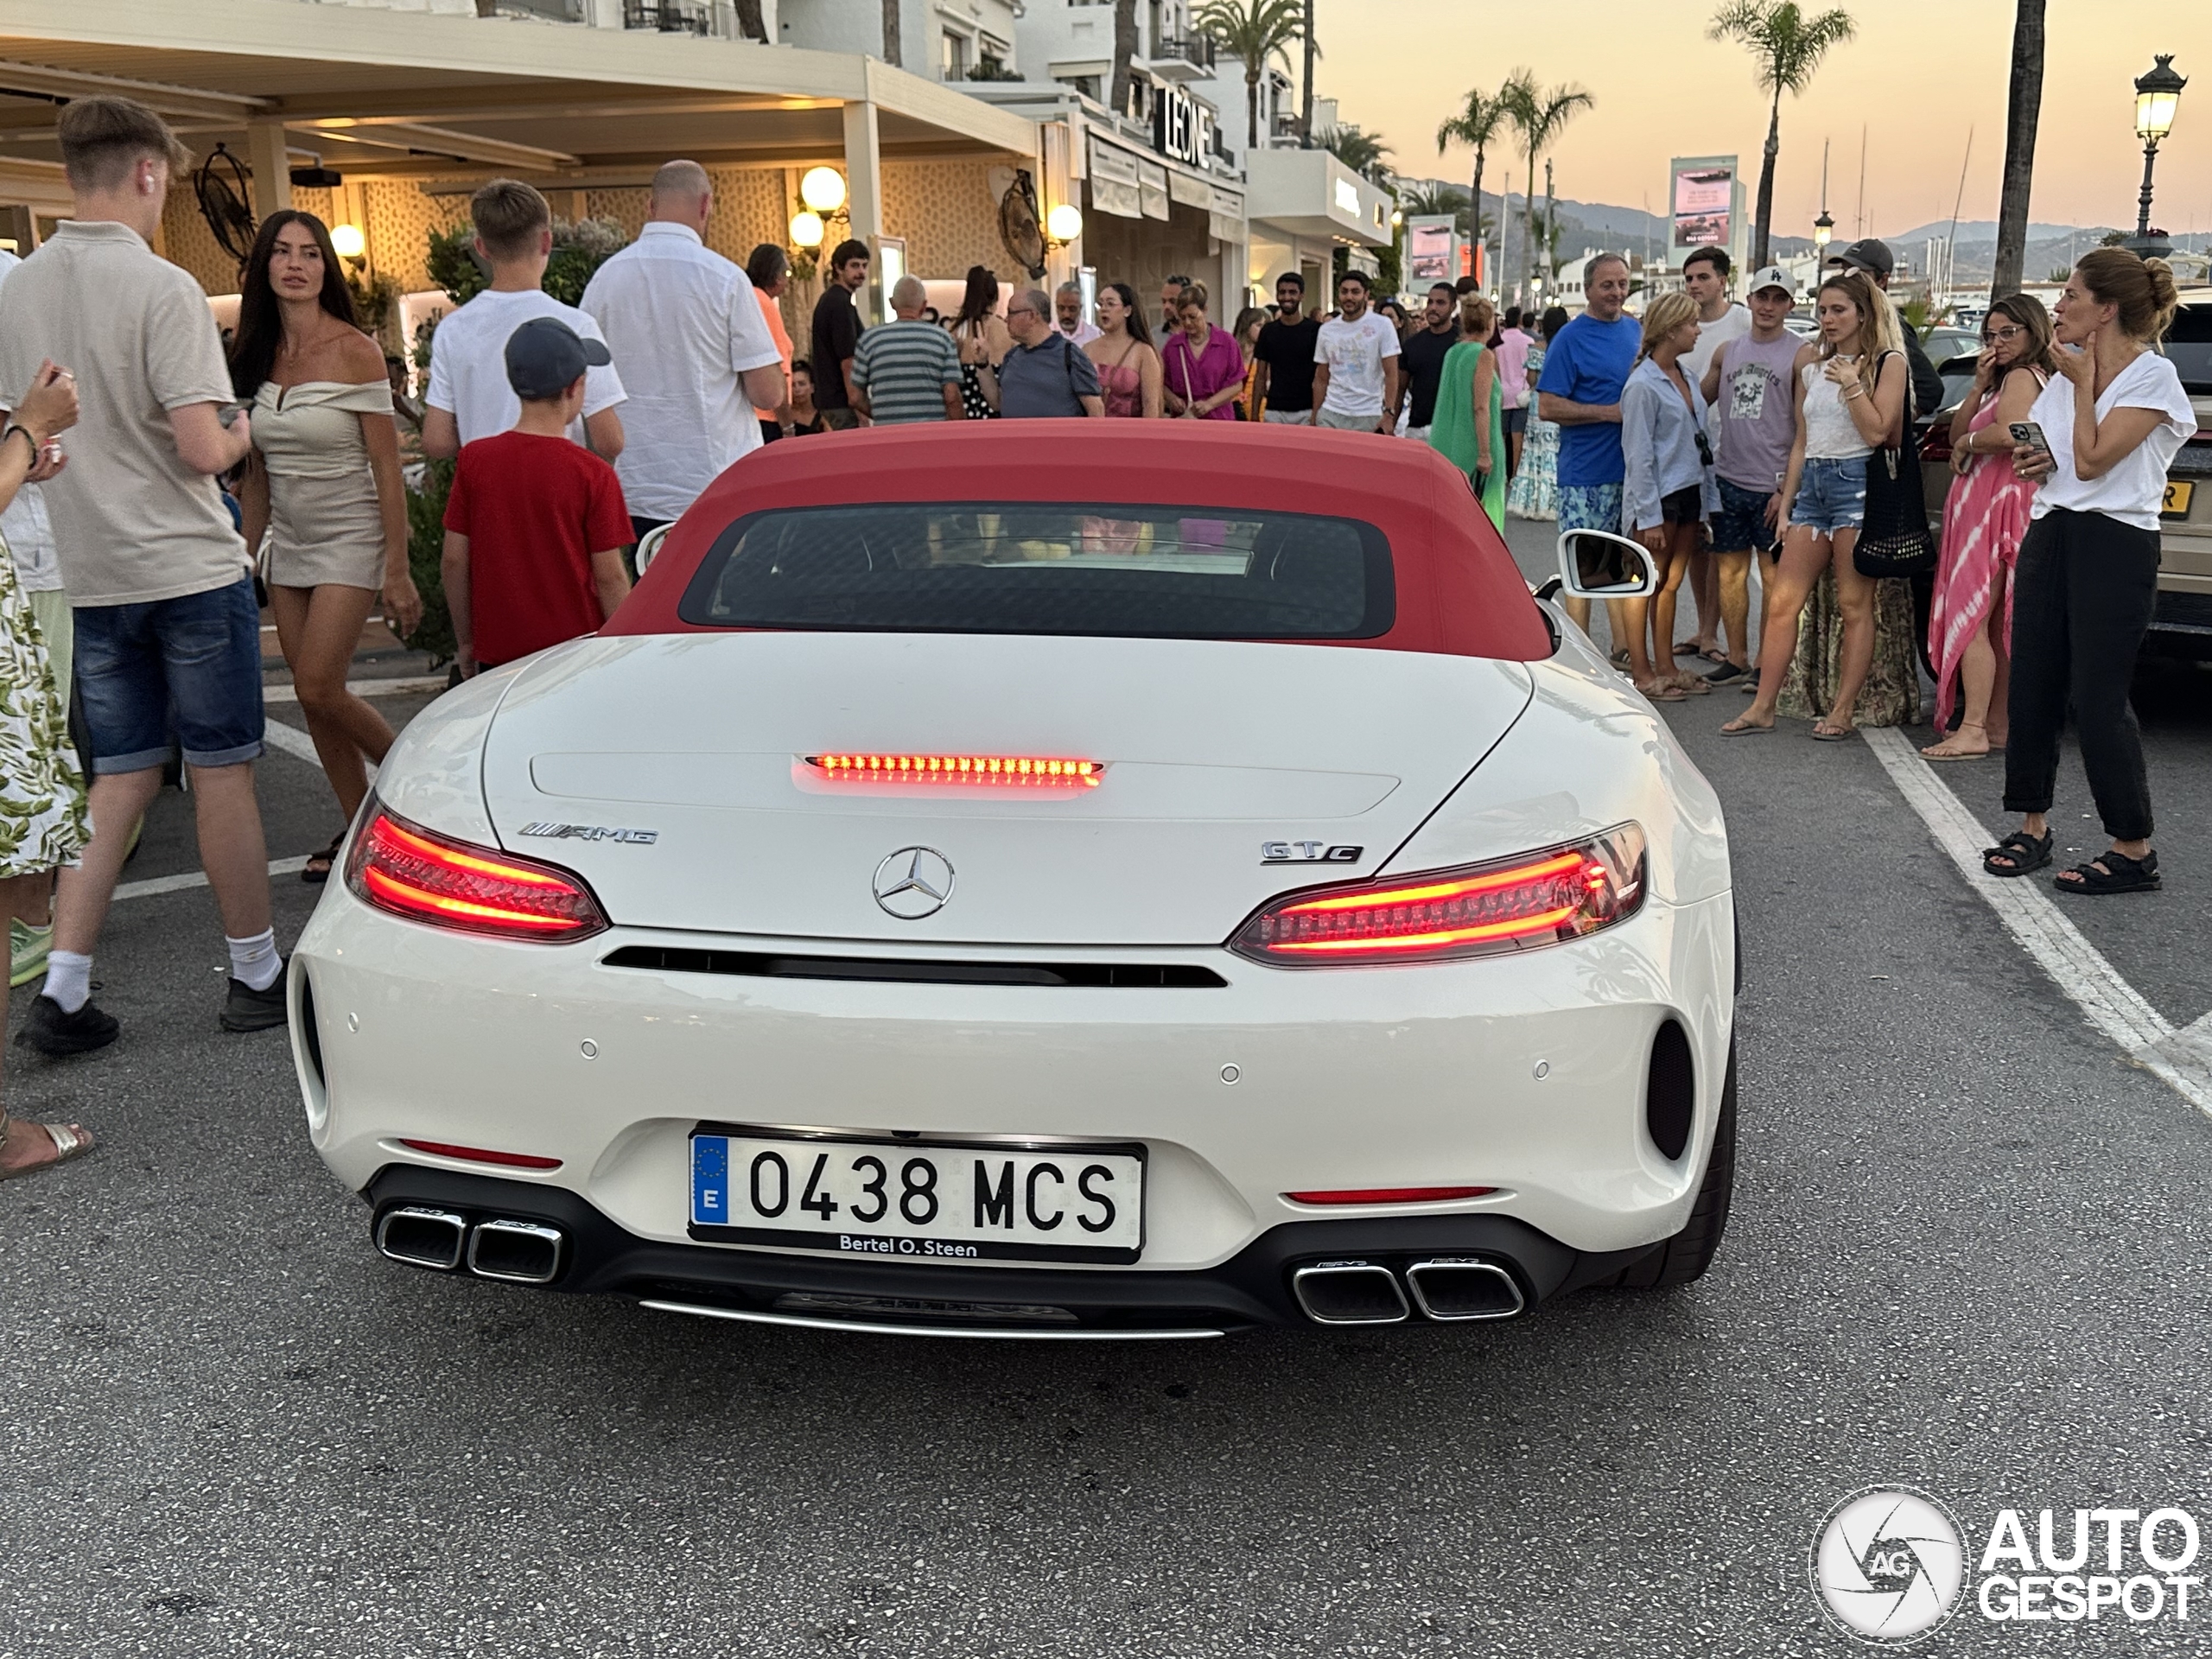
[985,289,1104,419]
[0,98,280,1053]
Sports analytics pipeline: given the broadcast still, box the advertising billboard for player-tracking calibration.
[1668,155,1745,270]
[1406,217,1457,284]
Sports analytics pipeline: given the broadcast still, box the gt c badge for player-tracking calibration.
[1262,842,1363,864]
[518,822,658,844]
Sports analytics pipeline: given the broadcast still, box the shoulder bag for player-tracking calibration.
[1853,350,1937,579]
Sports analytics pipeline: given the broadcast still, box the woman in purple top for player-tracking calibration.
[1161,285,1245,420]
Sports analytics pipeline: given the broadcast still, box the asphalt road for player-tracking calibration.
[3,535,2209,1657]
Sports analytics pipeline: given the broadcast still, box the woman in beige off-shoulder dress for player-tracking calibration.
[231,211,422,880]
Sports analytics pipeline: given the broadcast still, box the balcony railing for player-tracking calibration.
[1152,34,1217,71]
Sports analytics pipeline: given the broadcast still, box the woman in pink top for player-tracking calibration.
[1160,284,1245,420]
[1083,282,1162,419]
[1923,295,2054,760]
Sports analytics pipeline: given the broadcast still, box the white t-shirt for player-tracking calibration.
[1314,309,1401,418]
[425,287,626,449]
[2029,351,2197,531]
[1682,302,1751,404]
[0,248,59,594]
[579,222,782,522]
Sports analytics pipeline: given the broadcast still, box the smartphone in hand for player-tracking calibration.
[2007,421,2050,454]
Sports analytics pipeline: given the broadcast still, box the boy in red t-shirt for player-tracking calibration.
[442,316,632,675]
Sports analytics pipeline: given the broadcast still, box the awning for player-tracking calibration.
[1086,135,1141,219]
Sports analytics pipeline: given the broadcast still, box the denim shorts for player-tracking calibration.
[73,575,264,774]
[1711,476,1779,555]
[1790,455,1869,535]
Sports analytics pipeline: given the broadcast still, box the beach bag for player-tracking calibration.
[1853,353,1937,579]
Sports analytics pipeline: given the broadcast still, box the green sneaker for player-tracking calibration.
[10,917,52,988]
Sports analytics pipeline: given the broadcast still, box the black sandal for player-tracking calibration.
[1982,830,2052,877]
[2054,849,2160,896]
[302,831,345,886]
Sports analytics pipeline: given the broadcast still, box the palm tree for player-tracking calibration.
[1316,124,1392,184]
[880,0,901,67]
[1507,76,1592,302]
[1109,0,1139,118]
[1195,0,1307,151]
[1990,0,2045,300]
[1435,81,1513,288]
[1708,1,1856,266]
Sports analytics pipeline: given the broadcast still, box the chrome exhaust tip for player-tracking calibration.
[1404,1258,1526,1321]
[467,1218,566,1286]
[375,1205,468,1270]
[1289,1261,1409,1325]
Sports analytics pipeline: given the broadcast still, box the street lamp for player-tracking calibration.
[2130,54,2186,253]
[1813,209,1833,254]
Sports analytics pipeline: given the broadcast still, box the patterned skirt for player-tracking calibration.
[0,532,86,880]
[1508,416,1560,520]
[1777,571,1922,728]
[960,363,997,422]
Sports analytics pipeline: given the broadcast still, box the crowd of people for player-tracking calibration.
[0,94,2196,1181]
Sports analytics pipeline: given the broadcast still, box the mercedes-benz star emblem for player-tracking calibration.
[873,847,955,919]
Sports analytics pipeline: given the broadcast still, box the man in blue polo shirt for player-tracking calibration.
[1537,252,1642,650]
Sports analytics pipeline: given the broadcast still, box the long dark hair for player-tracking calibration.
[230,209,355,399]
[1101,281,1151,348]
[957,264,1001,328]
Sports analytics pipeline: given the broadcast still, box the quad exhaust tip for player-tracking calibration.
[375,1207,565,1285]
[1404,1257,1526,1321]
[1290,1261,1410,1325]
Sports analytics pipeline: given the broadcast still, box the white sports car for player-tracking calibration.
[290,423,1735,1338]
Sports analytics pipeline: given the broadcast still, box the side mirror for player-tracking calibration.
[1555,528,1657,599]
[634,523,672,576]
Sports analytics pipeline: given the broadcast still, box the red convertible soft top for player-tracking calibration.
[604,421,1552,662]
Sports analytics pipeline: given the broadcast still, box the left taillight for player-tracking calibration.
[344,804,609,943]
[1230,823,1646,968]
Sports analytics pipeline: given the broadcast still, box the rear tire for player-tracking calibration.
[1602,1033,1736,1289]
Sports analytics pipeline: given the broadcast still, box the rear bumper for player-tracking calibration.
[365,1165,1651,1336]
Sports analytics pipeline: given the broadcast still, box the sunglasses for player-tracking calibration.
[1694,429,1715,468]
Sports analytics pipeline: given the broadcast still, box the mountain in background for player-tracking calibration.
[1397,181,2209,286]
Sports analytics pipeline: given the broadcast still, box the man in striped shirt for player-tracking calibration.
[850,276,963,425]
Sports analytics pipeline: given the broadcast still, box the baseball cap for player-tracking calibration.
[505,316,612,400]
[1826,238,1894,280]
[1745,265,1794,298]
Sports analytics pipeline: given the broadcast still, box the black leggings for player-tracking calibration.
[2002,508,2160,841]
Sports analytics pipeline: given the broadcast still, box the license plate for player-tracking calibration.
[689,1127,1145,1264]
[2164,480,2195,519]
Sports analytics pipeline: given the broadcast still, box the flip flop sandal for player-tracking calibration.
[2054,849,2160,896]
[1667,675,1713,696]
[1637,682,1688,702]
[302,831,346,886]
[1809,722,1856,742]
[1719,719,1773,735]
[0,1114,95,1182]
[1981,829,2052,878]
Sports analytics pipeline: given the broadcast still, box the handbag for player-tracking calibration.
[1853,352,1937,578]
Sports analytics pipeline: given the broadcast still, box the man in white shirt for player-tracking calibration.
[423,179,626,462]
[1052,282,1101,347]
[1310,270,1401,433]
[581,160,785,536]
[1676,247,1753,662]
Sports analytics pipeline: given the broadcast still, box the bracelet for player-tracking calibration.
[0,423,36,462]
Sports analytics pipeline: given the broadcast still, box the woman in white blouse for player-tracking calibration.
[1981,251,2196,894]
[231,213,421,882]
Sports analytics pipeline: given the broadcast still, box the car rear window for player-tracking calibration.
[2166,304,2212,396]
[675,502,1394,639]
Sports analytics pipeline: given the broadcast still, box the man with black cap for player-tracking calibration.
[1827,237,1944,672]
[442,317,634,680]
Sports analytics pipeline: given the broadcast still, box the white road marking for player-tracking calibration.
[263,676,445,704]
[115,856,312,903]
[259,719,325,766]
[1863,726,2212,1116]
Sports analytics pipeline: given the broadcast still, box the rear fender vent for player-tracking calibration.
[1646,1020,1695,1160]
[602,945,1225,988]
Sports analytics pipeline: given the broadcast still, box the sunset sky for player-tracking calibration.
[1316,0,2209,238]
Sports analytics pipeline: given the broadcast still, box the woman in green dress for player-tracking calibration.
[0,360,93,1181]
[1425,291,1507,529]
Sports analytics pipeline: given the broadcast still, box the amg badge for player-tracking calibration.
[518,822,659,845]
[1262,841,1363,864]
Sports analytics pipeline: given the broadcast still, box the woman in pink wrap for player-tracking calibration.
[1160,284,1246,421]
[1923,296,2055,760]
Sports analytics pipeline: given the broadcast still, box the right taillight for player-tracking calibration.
[345,804,608,943]
[1230,824,1646,967]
